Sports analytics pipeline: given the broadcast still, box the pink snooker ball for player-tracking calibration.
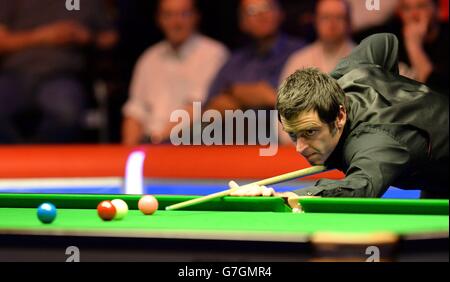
[138,195,159,215]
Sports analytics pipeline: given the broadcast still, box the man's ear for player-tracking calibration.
[336,105,347,129]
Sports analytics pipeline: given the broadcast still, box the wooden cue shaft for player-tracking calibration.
[165,165,326,211]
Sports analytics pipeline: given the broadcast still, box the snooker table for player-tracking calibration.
[0,194,448,262]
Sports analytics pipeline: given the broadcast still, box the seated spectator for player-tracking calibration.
[205,0,305,114]
[0,0,118,144]
[396,0,449,94]
[281,0,355,79]
[122,0,229,145]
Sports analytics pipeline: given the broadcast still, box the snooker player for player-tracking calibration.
[230,33,449,199]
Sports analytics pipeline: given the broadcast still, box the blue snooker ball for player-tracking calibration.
[37,203,57,224]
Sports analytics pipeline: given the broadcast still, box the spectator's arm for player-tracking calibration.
[206,82,277,113]
[205,92,241,115]
[122,116,143,146]
[121,56,150,145]
[0,25,42,54]
[404,40,433,83]
[0,21,92,54]
[95,30,119,50]
[229,82,277,108]
[86,0,118,50]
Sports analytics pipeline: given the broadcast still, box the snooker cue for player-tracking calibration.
[165,165,327,211]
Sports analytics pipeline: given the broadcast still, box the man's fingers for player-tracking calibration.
[262,187,275,197]
[229,183,262,196]
[230,187,255,196]
[228,181,241,196]
[229,181,240,190]
[241,184,261,196]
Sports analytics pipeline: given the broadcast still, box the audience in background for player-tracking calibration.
[396,0,449,94]
[0,0,448,145]
[121,0,228,145]
[0,0,117,144]
[205,0,305,115]
[281,0,355,79]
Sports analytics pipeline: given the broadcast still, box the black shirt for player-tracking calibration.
[294,33,449,199]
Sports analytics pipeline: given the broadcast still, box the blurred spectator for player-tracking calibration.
[396,0,449,94]
[0,0,118,144]
[121,0,229,145]
[281,0,355,79]
[205,0,305,114]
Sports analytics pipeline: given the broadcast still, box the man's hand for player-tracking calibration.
[230,82,277,108]
[402,17,433,83]
[403,18,428,47]
[228,181,321,212]
[33,20,92,46]
[228,181,275,196]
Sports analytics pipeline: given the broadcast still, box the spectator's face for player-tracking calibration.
[240,0,282,40]
[315,0,350,44]
[281,109,346,166]
[158,0,198,46]
[398,0,436,28]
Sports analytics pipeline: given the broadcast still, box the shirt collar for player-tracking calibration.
[162,33,200,60]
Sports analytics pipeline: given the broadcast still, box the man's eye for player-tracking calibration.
[304,130,317,137]
[288,133,297,141]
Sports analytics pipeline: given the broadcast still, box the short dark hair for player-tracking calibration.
[157,0,198,11]
[277,68,346,124]
[239,0,281,14]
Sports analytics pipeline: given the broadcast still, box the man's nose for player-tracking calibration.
[296,138,308,155]
[411,10,422,21]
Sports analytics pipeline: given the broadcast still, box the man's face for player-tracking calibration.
[281,109,346,165]
[398,0,436,28]
[157,0,198,46]
[315,0,350,44]
[240,0,282,40]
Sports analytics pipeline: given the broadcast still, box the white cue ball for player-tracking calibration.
[111,199,128,220]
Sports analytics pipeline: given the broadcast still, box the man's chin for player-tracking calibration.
[308,157,324,166]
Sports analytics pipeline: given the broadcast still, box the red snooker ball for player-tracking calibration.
[97,200,116,221]
[138,195,159,215]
